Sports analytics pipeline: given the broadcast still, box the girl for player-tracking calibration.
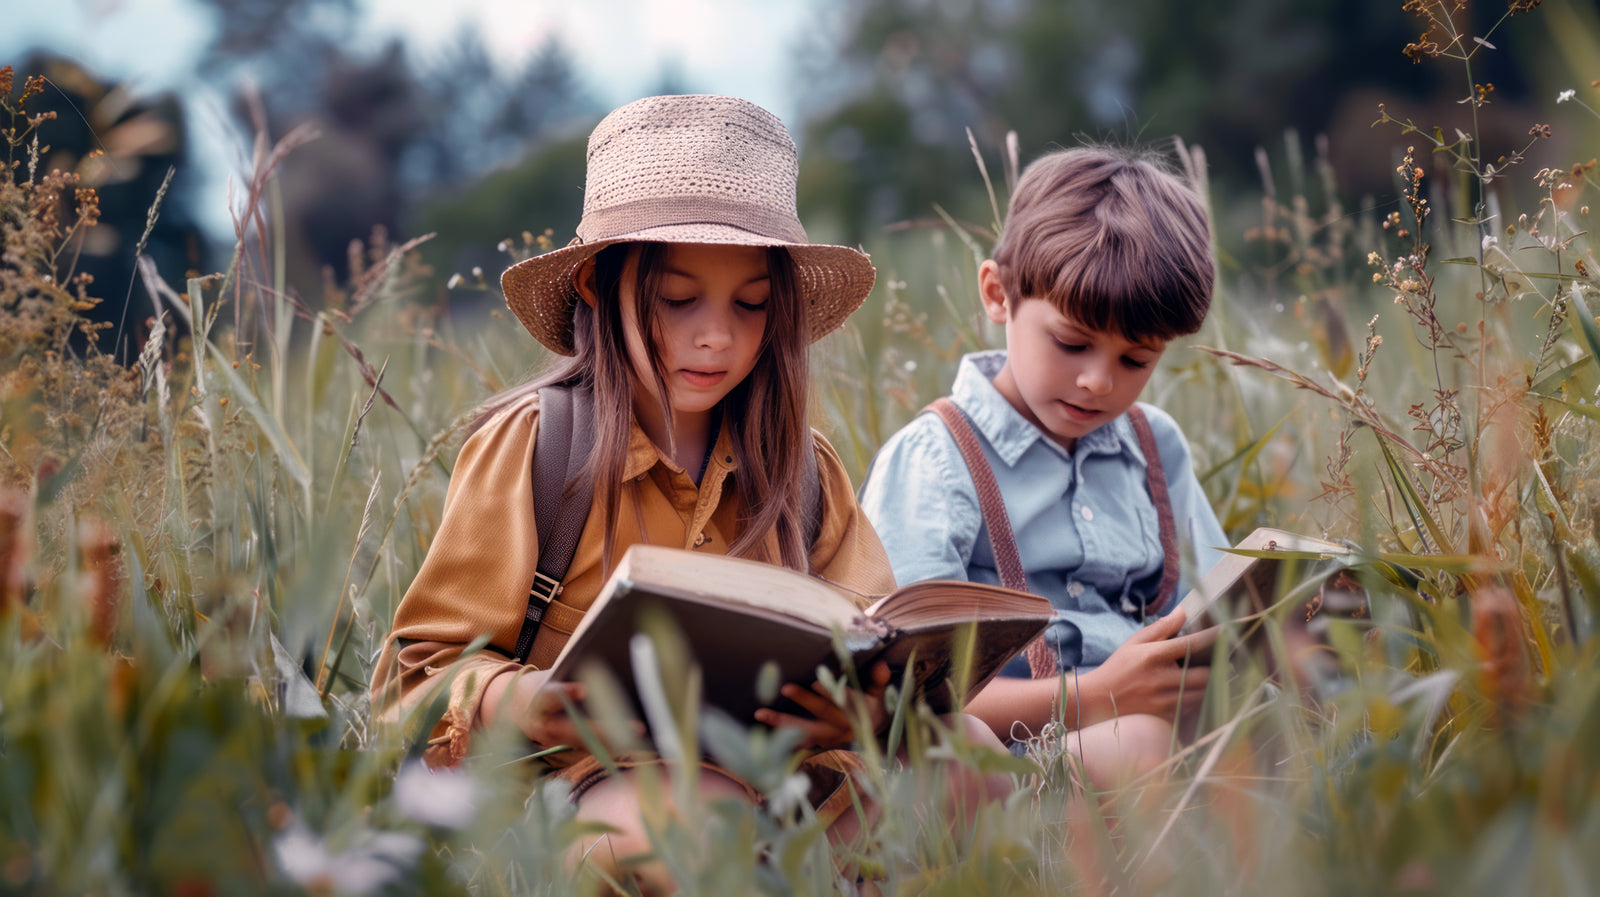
[371,94,984,890]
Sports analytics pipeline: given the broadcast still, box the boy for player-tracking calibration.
[859,145,1228,784]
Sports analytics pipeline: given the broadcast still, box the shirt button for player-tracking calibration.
[1081,506,1094,521]
[693,532,708,547]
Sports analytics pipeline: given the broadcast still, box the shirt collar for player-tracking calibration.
[621,408,738,482]
[949,350,1146,468]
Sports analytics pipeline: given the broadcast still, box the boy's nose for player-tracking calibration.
[1078,362,1113,395]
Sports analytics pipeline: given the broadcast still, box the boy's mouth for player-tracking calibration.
[1060,400,1100,421]
[680,369,727,388]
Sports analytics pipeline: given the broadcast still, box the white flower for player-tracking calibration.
[393,759,479,829]
[1482,234,1498,252]
[1558,89,1576,103]
[766,772,814,817]
[904,359,917,372]
[446,273,462,289]
[274,823,424,895]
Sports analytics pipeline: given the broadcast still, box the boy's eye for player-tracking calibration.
[1122,357,1152,370]
[1053,339,1087,353]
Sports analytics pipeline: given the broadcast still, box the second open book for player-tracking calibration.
[1173,526,1370,640]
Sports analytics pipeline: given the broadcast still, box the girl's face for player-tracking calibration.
[621,242,772,437]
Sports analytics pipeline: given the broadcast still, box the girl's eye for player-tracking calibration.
[736,299,768,312]
[661,296,695,308]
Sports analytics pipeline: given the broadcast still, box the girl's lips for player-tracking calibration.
[679,369,727,388]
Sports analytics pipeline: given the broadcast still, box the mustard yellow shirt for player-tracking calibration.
[371,389,894,765]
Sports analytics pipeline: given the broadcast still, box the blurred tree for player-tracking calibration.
[7,53,209,360]
[186,0,596,306]
[793,0,1540,243]
[196,0,359,111]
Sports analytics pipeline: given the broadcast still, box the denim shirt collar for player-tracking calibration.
[950,350,1147,469]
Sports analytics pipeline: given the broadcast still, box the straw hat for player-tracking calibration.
[501,94,876,355]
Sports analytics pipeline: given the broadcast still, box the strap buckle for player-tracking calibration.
[529,571,564,608]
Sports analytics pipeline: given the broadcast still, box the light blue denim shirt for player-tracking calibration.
[859,350,1228,673]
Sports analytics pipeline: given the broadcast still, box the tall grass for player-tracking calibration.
[4,2,1600,892]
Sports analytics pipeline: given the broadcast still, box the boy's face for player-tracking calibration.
[979,262,1166,452]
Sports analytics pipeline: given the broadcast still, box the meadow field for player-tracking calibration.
[4,3,1600,894]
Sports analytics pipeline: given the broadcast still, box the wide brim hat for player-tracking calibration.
[501,94,876,355]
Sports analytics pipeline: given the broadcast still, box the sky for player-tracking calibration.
[1,0,826,234]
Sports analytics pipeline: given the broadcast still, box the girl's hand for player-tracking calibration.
[482,668,593,749]
[1079,609,1215,723]
[754,660,893,749]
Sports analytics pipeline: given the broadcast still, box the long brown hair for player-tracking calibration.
[476,242,815,574]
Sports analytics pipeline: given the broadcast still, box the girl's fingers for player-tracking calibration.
[781,682,850,726]
[865,660,892,696]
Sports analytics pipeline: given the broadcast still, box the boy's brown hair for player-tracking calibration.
[991,144,1214,342]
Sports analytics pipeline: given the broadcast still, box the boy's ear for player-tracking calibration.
[977,259,1011,324]
[573,256,599,308]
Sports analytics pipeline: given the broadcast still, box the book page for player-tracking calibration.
[864,580,1053,630]
[606,544,867,630]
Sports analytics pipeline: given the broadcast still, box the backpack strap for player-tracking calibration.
[924,398,1057,679]
[511,383,596,665]
[1126,405,1180,615]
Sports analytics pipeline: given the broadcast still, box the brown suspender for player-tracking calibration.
[1125,406,1181,615]
[925,398,1178,679]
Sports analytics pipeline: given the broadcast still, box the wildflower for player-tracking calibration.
[275,823,423,894]
[471,266,484,280]
[767,772,813,817]
[1529,123,1552,139]
[904,359,917,373]
[446,273,462,289]
[1482,235,1498,252]
[392,760,479,829]
[1558,89,1576,103]
[496,240,509,253]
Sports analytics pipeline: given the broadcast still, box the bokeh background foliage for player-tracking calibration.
[5,1,1600,894]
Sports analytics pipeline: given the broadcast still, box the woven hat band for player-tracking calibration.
[576,194,808,245]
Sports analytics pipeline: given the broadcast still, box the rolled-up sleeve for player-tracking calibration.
[370,397,543,766]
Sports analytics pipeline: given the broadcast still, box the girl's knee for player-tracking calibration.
[569,767,757,890]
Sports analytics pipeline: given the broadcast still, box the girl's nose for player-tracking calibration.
[694,305,734,350]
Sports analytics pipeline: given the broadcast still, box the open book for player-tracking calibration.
[1174,527,1372,691]
[547,544,1055,726]
[1176,527,1369,634]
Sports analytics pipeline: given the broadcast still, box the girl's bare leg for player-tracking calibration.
[570,767,755,896]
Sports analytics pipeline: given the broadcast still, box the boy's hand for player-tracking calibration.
[753,660,892,749]
[1082,609,1215,723]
